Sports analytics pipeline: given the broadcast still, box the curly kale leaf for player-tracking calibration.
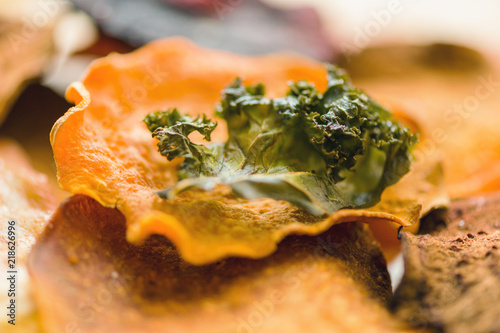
[144,109,218,179]
[145,65,417,215]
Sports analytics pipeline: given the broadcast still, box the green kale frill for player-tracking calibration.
[144,65,417,216]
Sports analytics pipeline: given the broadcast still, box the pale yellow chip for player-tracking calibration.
[0,140,58,332]
[0,19,54,125]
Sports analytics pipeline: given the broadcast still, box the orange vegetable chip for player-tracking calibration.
[51,38,446,264]
[29,195,417,333]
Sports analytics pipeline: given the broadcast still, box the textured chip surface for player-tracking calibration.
[393,192,500,333]
[29,195,418,333]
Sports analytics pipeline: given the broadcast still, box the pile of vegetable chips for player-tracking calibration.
[4,38,499,332]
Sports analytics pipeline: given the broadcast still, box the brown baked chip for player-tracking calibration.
[51,37,446,264]
[29,194,418,333]
[392,192,500,333]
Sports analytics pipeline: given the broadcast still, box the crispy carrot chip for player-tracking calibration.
[51,38,446,264]
[0,140,58,332]
[29,195,417,333]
